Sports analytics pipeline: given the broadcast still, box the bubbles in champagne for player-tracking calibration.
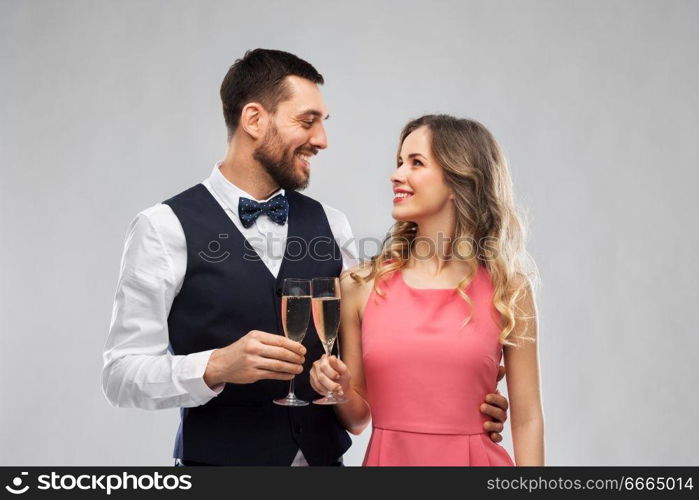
[282,295,311,342]
[312,297,341,354]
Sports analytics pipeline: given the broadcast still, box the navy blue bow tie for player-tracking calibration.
[238,194,289,229]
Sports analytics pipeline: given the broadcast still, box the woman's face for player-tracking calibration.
[390,126,454,223]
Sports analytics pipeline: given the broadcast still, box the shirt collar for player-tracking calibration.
[208,160,285,216]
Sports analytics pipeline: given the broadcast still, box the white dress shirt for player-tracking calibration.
[102,162,358,465]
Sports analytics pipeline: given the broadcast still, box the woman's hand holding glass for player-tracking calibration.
[310,354,351,400]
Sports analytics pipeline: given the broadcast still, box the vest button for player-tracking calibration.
[294,425,303,434]
[276,286,283,297]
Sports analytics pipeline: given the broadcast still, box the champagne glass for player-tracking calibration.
[311,277,347,405]
[273,279,311,406]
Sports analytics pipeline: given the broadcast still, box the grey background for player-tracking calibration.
[1,0,697,466]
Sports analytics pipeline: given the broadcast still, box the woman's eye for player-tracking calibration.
[414,159,424,166]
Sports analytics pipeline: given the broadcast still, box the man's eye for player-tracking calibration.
[302,120,313,127]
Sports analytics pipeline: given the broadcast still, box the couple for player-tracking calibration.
[102,48,544,466]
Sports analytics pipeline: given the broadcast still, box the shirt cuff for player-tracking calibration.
[180,349,225,401]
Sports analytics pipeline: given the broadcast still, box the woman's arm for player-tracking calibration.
[503,276,545,466]
[309,270,371,435]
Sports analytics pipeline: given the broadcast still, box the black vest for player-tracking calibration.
[163,183,351,465]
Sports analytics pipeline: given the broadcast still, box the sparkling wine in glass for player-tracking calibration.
[273,279,311,407]
[311,277,346,405]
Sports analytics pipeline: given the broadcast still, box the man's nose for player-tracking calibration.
[309,123,328,150]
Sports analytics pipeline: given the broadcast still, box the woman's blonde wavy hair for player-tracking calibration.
[349,114,539,346]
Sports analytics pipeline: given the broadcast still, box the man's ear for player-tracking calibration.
[239,102,267,140]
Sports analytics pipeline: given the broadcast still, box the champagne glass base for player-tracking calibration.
[312,394,347,405]
[274,395,309,406]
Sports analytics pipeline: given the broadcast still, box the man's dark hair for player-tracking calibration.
[220,48,324,139]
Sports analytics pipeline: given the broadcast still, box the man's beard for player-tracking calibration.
[253,124,314,191]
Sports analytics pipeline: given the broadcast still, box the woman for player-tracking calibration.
[310,114,544,466]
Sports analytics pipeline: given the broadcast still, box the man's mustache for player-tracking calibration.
[296,147,319,156]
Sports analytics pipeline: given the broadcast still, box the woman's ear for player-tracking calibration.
[239,102,266,140]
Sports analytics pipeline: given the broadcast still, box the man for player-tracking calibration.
[101,48,510,466]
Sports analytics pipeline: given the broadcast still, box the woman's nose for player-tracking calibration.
[390,164,407,184]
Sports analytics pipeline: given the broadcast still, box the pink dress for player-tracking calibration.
[361,266,514,466]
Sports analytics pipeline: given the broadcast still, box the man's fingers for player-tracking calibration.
[258,344,305,365]
[254,331,307,356]
[484,421,504,433]
[485,392,509,413]
[496,364,506,382]
[255,357,303,375]
[255,369,296,381]
[480,402,507,423]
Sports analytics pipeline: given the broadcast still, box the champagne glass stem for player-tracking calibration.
[326,343,336,398]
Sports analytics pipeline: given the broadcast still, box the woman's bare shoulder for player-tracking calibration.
[340,264,375,322]
[340,264,375,298]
